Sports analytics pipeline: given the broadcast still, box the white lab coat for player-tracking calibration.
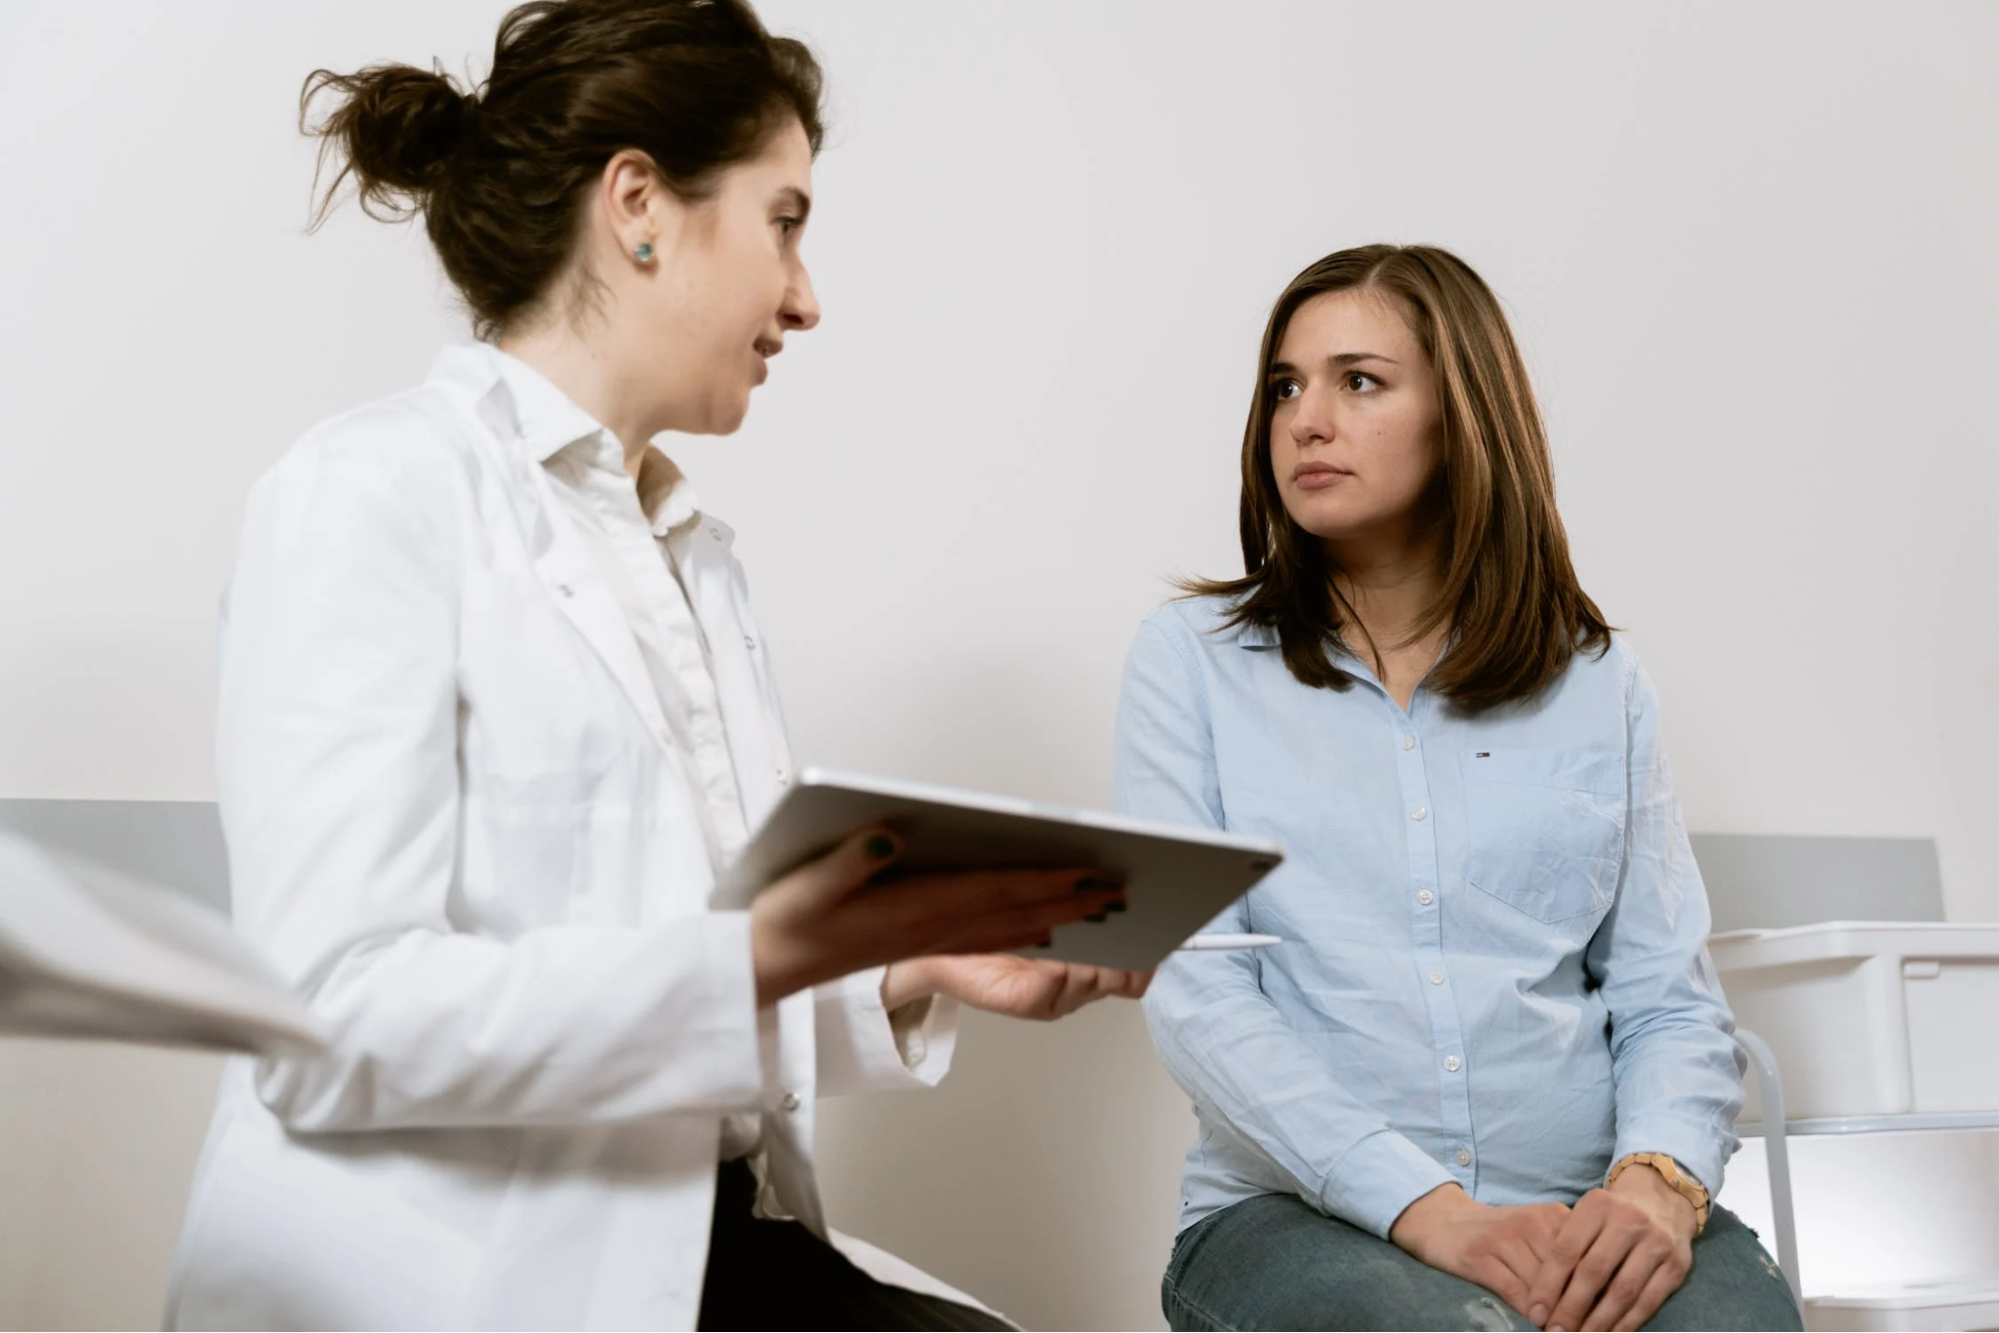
[166,346,969,1330]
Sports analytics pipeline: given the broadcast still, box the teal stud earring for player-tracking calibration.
[634,241,655,263]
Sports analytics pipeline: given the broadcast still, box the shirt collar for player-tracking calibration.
[633,449,702,537]
[1231,619,1371,672]
[447,341,706,539]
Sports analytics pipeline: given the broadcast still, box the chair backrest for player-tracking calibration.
[0,799,229,913]
[0,803,1948,933]
[1689,832,1945,933]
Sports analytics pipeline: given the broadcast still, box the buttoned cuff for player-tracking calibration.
[1611,1113,1729,1198]
[813,966,960,1098]
[1322,1129,1459,1240]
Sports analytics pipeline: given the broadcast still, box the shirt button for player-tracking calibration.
[743,635,756,650]
[1411,806,1428,822]
[1429,971,1444,985]
[1402,734,1417,751]
[1444,1055,1462,1072]
[780,1092,801,1113]
[1456,1148,1472,1167]
[1418,890,1434,906]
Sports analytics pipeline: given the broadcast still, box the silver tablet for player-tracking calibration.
[711,767,1285,971]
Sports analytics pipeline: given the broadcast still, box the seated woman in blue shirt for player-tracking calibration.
[1116,245,1800,1333]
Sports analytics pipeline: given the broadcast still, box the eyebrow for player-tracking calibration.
[775,185,812,221]
[1267,352,1400,377]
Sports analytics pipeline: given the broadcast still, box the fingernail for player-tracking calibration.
[865,834,896,860]
[1104,898,1128,912]
[1033,936,1054,948]
[1074,874,1107,892]
[1530,1308,1547,1325]
[1085,912,1108,923]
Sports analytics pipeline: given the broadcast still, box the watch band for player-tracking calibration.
[1607,1152,1710,1235]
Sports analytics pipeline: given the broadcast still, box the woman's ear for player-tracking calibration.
[598,149,667,265]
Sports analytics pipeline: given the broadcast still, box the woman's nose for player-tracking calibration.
[784,266,821,331]
[1288,390,1335,446]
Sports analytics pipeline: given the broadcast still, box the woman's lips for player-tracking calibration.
[1292,465,1351,491]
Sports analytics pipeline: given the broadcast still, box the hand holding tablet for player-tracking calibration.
[716,769,1286,973]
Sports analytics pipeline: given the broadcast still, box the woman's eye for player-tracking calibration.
[776,216,801,238]
[1345,371,1380,392]
[1271,380,1301,402]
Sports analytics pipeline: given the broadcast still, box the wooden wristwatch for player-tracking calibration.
[1606,1152,1710,1236]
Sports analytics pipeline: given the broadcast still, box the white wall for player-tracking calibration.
[3,2,1996,1328]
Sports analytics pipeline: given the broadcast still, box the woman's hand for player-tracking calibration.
[883,954,1151,1020]
[1389,1184,1572,1321]
[1524,1167,1696,1332]
[749,827,1124,1005]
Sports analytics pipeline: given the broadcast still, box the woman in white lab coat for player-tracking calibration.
[165,2,1142,1328]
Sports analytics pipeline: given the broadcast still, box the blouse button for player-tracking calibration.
[1456,1148,1473,1167]
[1411,806,1428,822]
[1418,890,1434,906]
[1429,971,1445,985]
[1401,734,1417,751]
[780,1092,801,1113]
[1444,1055,1462,1072]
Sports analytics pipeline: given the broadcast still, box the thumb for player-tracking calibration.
[792,826,901,907]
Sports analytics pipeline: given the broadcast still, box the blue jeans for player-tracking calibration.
[1162,1194,1802,1332]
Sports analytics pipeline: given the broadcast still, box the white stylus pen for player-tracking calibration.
[1175,933,1283,951]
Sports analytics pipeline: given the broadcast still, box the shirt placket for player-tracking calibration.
[580,448,750,869]
[1395,692,1479,1191]
[646,544,750,866]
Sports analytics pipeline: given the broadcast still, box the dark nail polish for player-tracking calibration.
[1104,899,1128,913]
[1074,875,1107,893]
[1032,936,1054,948]
[865,835,896,860]
[1085,912,1108,923]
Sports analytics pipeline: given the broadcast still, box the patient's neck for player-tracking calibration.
[1325,526,1448,706]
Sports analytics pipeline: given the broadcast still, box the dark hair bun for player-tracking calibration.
[303,64,473,217]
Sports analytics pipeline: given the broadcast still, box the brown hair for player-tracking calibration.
[301,0,823,340]
[1183,244,1610,711]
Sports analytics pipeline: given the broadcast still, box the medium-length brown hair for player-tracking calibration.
[1184,244,1610,711]
[301,0,823,340]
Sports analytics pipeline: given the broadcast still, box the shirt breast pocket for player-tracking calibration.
[1461,748,1626,924]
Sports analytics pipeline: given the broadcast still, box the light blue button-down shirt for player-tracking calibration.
[1117,596,1743,1240]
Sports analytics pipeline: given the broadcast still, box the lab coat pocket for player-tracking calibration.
[1462,748,1625,924]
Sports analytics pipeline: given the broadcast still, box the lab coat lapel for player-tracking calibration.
[475,430,674,753]
[529,508,675,751]
[527,483,676,751]
[461,347,676,754]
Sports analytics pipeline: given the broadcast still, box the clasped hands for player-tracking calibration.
[1389,1164,1698,1332]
